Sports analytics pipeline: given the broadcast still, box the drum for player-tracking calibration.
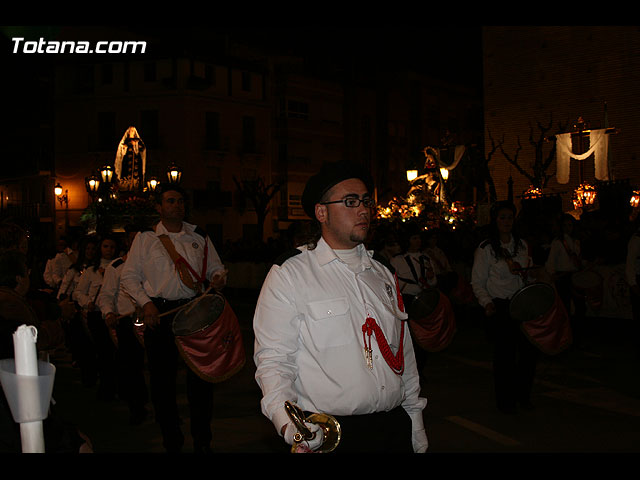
[408,288,456,352]
[571,270,603,311]
[509,283,572,355]
[172,293,246,383]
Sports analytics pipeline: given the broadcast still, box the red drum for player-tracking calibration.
[509,283,572,355]
[408,288,456,352]
[172,293,246,383]
[571,270,604,311]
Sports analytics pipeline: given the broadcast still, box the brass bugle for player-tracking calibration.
[284,401,341,453]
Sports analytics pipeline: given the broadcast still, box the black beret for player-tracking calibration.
[301,162,374,219]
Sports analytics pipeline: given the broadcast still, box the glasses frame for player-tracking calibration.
[320,195,375,208]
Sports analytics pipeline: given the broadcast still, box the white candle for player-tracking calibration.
[13,325,38,376]
[13,324,45,453]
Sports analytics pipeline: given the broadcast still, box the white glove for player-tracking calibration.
[412,428,429,453]
[283,421,324,451]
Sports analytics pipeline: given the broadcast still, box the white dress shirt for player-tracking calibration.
[72,258,112,310]
[545,234,581,275]
[391,251,437,296]
[96,257,136,318]
[43,249,74,288]
[471,237,531,308]
[121,221,224,306]
[253,237,427,447]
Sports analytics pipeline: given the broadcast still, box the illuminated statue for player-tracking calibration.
[114,127,146,192]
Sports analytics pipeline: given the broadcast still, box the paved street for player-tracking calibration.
[45,289,640,455]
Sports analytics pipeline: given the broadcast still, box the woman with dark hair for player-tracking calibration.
[471,201,539,414]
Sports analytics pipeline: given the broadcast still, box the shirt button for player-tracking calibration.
[381,385,385,390]
[327,310,332,315]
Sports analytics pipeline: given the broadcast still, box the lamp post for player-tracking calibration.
[167,163,182,184]
[54,183,68,207]
[146,176,159,193]
[85,175,100,202]
[54,183,69,229]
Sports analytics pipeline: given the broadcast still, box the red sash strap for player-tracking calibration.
[362,317,405,375]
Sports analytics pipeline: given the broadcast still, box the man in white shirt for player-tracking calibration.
[121,185,227,453]
[96,226,148,425]
[253,161,428,453]
[43,237,76,291]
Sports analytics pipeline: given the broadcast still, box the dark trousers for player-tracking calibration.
[69,311,98,387]
[86,310,117,399]
[555,272,586,340]
[115,316,148,417]
[488,298,540,411]
[289,406,414,453]
[145,297,214,452]
[333,406,413,453]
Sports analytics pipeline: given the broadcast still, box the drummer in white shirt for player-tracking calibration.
[120,184,226,453]
[471,201,539,414]
[253,161,428,453]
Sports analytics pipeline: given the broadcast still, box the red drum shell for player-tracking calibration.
[172,294,246,383]
[408,288,456,353]
[509,283,572,355]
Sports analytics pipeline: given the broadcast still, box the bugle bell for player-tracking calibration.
[284,401,341,453]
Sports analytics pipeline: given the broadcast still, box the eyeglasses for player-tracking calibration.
[320,195,375,208]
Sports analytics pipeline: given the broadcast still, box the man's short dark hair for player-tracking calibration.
[154,184,187,205]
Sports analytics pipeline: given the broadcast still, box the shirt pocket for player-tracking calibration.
[305,297,352,349]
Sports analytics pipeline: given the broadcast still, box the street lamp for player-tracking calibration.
[147,176,159,192]
[100,164,114,184]
[167,163,182,184]
[406,169,418,182]
[439,167,449,181]
[85,175,100,201]
[573,183,597,209]
[54,183,68,206]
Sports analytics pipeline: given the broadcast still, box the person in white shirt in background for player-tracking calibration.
[73,235,118,399]
[96,226,149,425]
[253,161,428,453]
[472,201,539,414]
[545,214,586,341]
[43,236,77,292]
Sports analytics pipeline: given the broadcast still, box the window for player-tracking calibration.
[242,116,256,153]
[205,112,221,150]
[101,64,113,85]
[140,110,159,148]
[242,71,251,91]
[143,62,156,82]
[97,112,116,151]
[287,100,309,120]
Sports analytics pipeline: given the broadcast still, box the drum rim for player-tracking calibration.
[172,293,226,336]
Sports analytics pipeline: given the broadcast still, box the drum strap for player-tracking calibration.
[158,234,208,293]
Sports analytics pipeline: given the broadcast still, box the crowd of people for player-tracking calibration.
[2,161,640,453]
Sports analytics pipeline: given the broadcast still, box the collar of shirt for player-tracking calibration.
[154,220,191,237]
[314,236,374,269]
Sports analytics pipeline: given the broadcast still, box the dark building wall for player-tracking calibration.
[483,26,640,210]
